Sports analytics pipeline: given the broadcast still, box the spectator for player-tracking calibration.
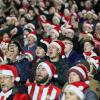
[61,37,84,67]
[28,61,61,100]
[0,64,29,100]
[60,64,98,100]
[47,40,69,88]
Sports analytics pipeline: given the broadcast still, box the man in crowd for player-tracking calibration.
[47,40,69,88]
[0,64,29,100]
[28,61,61,100]
[61,37,84,67]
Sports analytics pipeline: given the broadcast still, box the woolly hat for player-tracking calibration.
[68,64,89,81]
[28,31,37,41]
[50,40,65,58]
[24,51,33,62]
[37,61,58,78]
[63,82,89,100]
[0,65,20,82]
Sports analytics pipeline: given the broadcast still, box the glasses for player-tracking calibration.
[0,76,13,80]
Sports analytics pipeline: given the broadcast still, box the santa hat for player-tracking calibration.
[11,16,17,22]
[50,29,59,37]
[96,23,100,27]
[68,64,89,81]
[37,61,58,78]
[65,28,74,35]
[83,23,93,32]
[62,82,89,100]
[0,40,9,49]
[24,23,35,31]
[0,65,20,82]
[61,23,72,31]
[19,8,26,14]
[87,11,93,16]
[24,51,33,62]
[87,56,100,77]
[52,16,60,23]
[50,40,65,58]
[42,22,54,29]
[40,38,51,52]
[38,42,48,52]
[28,31,37,41]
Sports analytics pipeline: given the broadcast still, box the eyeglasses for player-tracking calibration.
[0,76,13,80]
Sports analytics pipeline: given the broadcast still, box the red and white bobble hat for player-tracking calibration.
[28,31,37,41]
[37,61,58,78]
[50,40,65,58]
[68,64,89,81]
[0,65,20,82]
[24,51,33,62]
[63,82,89,100]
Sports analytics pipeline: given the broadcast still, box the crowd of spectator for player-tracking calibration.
[0,0,100,100]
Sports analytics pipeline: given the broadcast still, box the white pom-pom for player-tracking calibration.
[59,30,61,33]
[85,81,90,84]
[54,74,58,78]
[40,39,43,42]
[15,77,20,82]
[62,55,65,59]
[79,86,84,90]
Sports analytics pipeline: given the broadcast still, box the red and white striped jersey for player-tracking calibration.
[28,82,61,100]
[0,89,12,100]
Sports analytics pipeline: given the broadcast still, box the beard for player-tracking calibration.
[35,74,49,84]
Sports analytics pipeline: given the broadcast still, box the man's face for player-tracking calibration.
[49,31,58,40]
[47,44,59,58]
[27,35,36,45]
[84,42,94,52]
[35,47,45,57]
[68,72,80,83]
[20,17,26,26]
[2,33,10,42]
[62,40,73,53]
[96,24,100,35]
[35,65,49,84]
[65,32,74,39]
[8,43,19,56]
[52,17,59,25]
[63,90,80,100]
[0,75,14,92]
